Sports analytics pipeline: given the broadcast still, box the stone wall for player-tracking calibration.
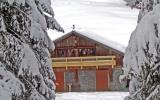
[65,70,77,92]
[109,68,128,91]
[64,68,127,92]
[78,70,96,91]
[65,70,76,84]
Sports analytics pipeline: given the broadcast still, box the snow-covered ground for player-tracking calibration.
[56,92,129,100]
[49,0,139,46]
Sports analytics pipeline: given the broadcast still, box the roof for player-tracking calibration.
[54,30,126,54]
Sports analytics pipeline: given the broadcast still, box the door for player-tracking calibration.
[54,70,65,92]
[96,69,109,91]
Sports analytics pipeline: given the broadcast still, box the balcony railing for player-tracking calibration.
[52,56,116,70]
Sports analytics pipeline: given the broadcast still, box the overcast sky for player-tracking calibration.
[48,0,139,47]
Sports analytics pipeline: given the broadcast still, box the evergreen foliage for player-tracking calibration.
[121,0,160,100]
[0,0,63,100]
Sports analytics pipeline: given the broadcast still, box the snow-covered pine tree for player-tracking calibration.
[0,0,63,100]
[123,0,142,9]
[120,0,160,100]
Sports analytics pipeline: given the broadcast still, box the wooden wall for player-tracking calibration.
[52,32,123,67]
[52,32,124,92]
[54,68,111,92]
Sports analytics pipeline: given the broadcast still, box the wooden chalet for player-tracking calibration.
[51,30,125,92]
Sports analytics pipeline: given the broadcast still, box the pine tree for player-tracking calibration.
[0,0,63,100]
[120,0,160,100]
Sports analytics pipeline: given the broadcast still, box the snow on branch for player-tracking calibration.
[121,1,160,100]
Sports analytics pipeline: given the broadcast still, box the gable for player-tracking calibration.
[55,32,95,48]
[54,31,124,55]
[53,31,124,67]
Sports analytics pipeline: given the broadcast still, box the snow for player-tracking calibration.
[120,1,160,99]
[18,44,40,76]
[0,0,62,99]
[0,63,25,100]
[0,0,25,5]
[56,92,129,100]
[43,11,52,17]
[48,0,139,46]
[73,30,125,53]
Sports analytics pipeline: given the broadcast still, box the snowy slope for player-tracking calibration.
[48,0,139,46]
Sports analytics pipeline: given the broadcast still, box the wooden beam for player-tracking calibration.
[52,56,116,70]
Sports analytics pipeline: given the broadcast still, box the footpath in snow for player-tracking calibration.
[56,92,129,100]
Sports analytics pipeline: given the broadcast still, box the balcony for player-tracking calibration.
[52,56,116,70]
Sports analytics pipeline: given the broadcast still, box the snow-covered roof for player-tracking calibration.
[54,30,126,53]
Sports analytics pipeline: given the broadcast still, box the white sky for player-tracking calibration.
[48,0,139,47]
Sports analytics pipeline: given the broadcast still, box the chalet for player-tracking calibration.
[51,30,126,92]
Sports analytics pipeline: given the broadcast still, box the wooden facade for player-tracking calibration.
[52,30,124,92]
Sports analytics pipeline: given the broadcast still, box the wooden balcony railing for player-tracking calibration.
[52,56,116,70]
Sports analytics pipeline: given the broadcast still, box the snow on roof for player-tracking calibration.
[54,30,126,53]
